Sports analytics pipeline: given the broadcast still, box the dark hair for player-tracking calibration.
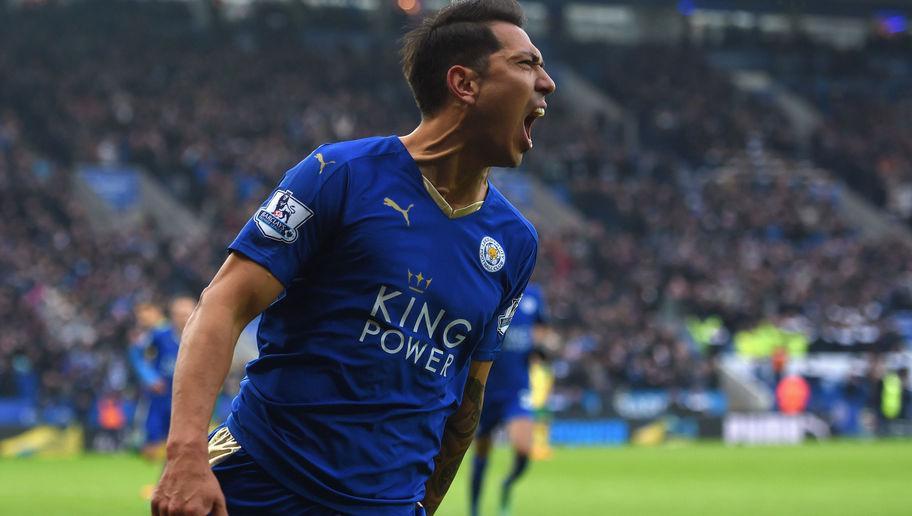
[400,0,525,117]
[532,348,545,361]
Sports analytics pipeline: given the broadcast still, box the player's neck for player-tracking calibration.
[400,115,489,210]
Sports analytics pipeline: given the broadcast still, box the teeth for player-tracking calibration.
[533,108,546,118]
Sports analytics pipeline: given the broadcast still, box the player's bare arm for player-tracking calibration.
[151,253,283,516]
[422,360,493,514]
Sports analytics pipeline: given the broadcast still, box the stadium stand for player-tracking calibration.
[704,30,912,225]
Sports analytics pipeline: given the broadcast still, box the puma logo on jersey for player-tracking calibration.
[384,197,414,227]
[315,153,335,174]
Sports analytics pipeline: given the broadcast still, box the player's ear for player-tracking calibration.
[445,65,480,107]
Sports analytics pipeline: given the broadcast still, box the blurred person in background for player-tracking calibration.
[169,297,197,342]
[130,297,195,460]
[528,348,555,461]
[471,283,549,516]
[876,367,911,435]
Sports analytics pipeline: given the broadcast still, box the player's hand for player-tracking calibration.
[151,447,226,516]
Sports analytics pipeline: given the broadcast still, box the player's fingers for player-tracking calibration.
[164,501,185,516]
[210,495,229,516]
[150,492,164,516]
[174,503,201,516]
[153,490,178,516]
[182,500,211,516]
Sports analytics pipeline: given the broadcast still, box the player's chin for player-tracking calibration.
[496,149,525,168]
[511,149,527,167]
[512,137,533,164]
[487,134,531,168]
[487,146,524,168]
[500,134,531,166]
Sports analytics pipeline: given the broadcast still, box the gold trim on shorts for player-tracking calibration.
[208,426,241,467]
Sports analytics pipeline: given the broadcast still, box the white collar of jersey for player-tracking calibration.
[422,175,485,219]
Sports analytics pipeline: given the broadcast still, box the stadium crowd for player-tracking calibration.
[796,37,912,227]
[1,2,910,439]
[0,110,216,436]
[705,30,912,225]
[525,35,912,407]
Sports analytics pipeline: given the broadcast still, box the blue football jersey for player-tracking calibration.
[129,322,180,390]
[484,283,547,402]
[225,136,538,513]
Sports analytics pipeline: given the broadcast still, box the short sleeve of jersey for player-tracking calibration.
[228,149,348,287]
[472,244,538,361]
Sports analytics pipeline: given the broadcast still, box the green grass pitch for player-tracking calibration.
[1,440,910,515]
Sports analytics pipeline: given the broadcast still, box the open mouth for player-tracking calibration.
[522,107,546,146]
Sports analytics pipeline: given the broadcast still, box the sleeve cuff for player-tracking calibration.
[228,243,293,288]
[471,349,500,362]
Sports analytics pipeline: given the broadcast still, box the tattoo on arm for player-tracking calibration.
[422,376,485,514]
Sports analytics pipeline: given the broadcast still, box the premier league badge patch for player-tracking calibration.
[479,236,506,272]
[498,296,522,335]
[255,189,313,243]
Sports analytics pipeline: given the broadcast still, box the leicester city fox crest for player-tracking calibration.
[479,236,506,272]
[255,189,313,243]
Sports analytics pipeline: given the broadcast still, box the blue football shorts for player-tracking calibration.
[208,426,427,516]
[144,394,172,445]
[477,390,533,437]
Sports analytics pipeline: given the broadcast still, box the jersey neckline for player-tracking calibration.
[391,136,492,220]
